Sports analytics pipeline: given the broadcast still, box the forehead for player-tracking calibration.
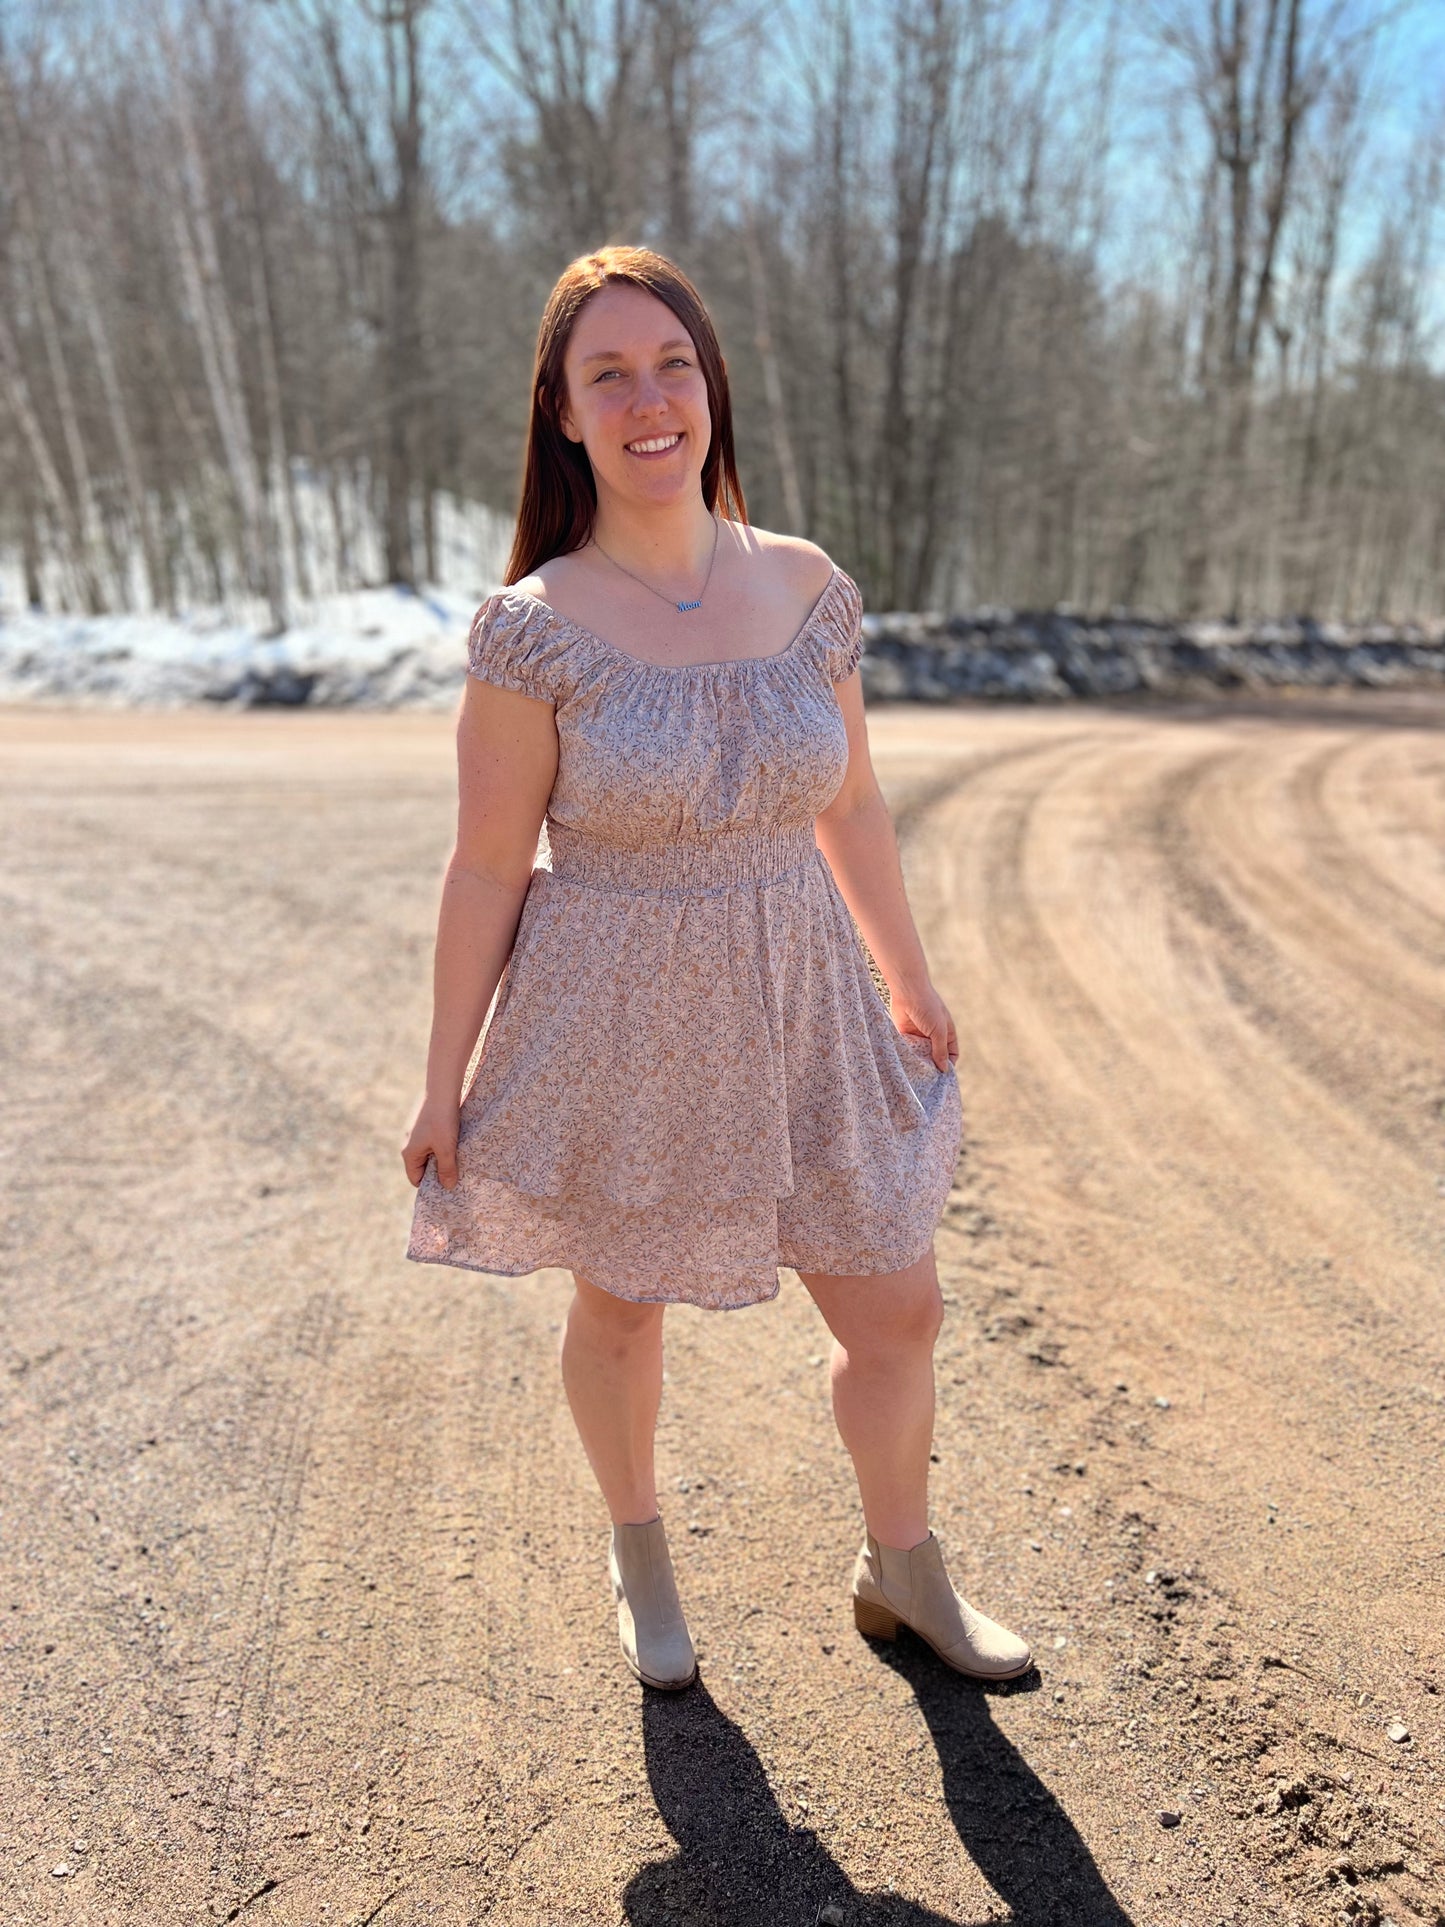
[568,283,696,366]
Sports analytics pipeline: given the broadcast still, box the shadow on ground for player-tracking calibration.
[620,1636,1133,1927]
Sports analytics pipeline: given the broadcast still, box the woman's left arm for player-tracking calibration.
[813,671,958,1071]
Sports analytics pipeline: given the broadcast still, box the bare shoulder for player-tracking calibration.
[508,548,595,605]
[727,522,836,597]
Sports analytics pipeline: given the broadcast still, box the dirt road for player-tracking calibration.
[1,692,1441,1927]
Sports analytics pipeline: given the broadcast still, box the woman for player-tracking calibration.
[401,245,1031,1693]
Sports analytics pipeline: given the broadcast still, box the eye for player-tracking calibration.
[593,357,691,382]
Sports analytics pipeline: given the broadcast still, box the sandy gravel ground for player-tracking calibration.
[1,691,1442,1927]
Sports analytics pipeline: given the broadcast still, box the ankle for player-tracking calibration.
[869,1525,932,1552]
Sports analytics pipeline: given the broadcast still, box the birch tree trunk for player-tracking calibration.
[743,212,805,533]
[43,118,167,613]
[152,5,285,629]
[0,309,89,608]
[0,62,109,611]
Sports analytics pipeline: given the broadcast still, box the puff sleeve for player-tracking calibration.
[822,568,866,682]
[466,593,571,703]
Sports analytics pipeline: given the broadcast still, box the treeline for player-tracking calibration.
[0,0,1441,627]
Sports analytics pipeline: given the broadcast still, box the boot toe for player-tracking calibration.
[946,1612,1032,1678]
[632,1629,698,1690]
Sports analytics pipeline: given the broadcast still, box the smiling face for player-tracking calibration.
[557,281,713,507]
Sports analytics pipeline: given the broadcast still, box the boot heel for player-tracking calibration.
[852,1594,900,1640]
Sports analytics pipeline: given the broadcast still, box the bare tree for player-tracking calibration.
[1146,0,1409,612]
[2,0,1443,628]
[0,43,109,610]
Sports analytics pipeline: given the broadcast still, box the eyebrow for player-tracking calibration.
[579,337,693,367]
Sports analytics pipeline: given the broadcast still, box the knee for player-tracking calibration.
[848,1278,946,1360]
[567,1275,664,1352]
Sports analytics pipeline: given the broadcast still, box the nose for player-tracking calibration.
[631,368,668,415]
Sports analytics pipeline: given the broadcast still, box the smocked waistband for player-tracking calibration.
[545,819,818,895]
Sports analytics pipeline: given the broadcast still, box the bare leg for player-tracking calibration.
[794,1244,945,1549]
[558,1271,667,1526]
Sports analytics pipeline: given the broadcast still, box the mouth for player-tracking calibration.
[624,432,683,459]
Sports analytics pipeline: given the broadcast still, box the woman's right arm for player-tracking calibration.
[400,670,559,1191]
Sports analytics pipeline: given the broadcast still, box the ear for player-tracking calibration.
[546,378,582,444]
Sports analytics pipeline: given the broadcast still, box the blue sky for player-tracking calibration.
[1086,0,1445,366]
[13,0,1443,368]
[721,0,1445,369]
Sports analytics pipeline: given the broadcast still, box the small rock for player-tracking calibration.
[807,1355,824,1366]
[1158,1810,1182,1828]
[1154,1395,1172,1409]
[1053,1689,1065,1702]
[1386,1719,1410,1744]
[819,1907,846,1926]
[1028,1540,1042,1552]
[51,1865,72,1878]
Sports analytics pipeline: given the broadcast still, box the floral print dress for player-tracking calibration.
[405,563,962,1310]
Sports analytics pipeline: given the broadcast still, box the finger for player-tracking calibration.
[438,1153,459,1191]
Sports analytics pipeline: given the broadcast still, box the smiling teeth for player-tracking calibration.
[627,434,680,453]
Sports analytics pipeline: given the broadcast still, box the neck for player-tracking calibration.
[590,491,719,582]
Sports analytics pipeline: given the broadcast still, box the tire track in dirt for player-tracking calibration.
[1138,738,1443,1164]
[6,704,1441,1926]
[199,1288,346,1895]
[898,707,1444,1924]
[0,758,545,1919]
[1285,732,1445,969]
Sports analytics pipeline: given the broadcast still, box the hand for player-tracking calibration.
[889,982,958,1073]
[401,1090,461,1191]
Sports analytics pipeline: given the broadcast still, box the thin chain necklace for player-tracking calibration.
[590,513,720,614]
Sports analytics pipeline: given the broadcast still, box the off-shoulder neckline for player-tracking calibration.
[493,562,846,673]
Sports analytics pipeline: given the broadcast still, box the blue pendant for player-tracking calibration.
[677,599,701,612]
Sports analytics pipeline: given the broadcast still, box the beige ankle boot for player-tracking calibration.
[608,1514,697,1690]
[851,1528,1033,1681]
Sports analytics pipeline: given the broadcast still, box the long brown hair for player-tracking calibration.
[504,246,748,586]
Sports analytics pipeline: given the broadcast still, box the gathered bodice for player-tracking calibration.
[465,565,866,857]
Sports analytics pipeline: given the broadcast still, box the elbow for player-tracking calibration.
[445,846,538,898]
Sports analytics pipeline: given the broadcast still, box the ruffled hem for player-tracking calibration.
[405,1064,960,1310]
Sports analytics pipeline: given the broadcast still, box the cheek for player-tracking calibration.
[678,381,710,437]
[579,387,615,423]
